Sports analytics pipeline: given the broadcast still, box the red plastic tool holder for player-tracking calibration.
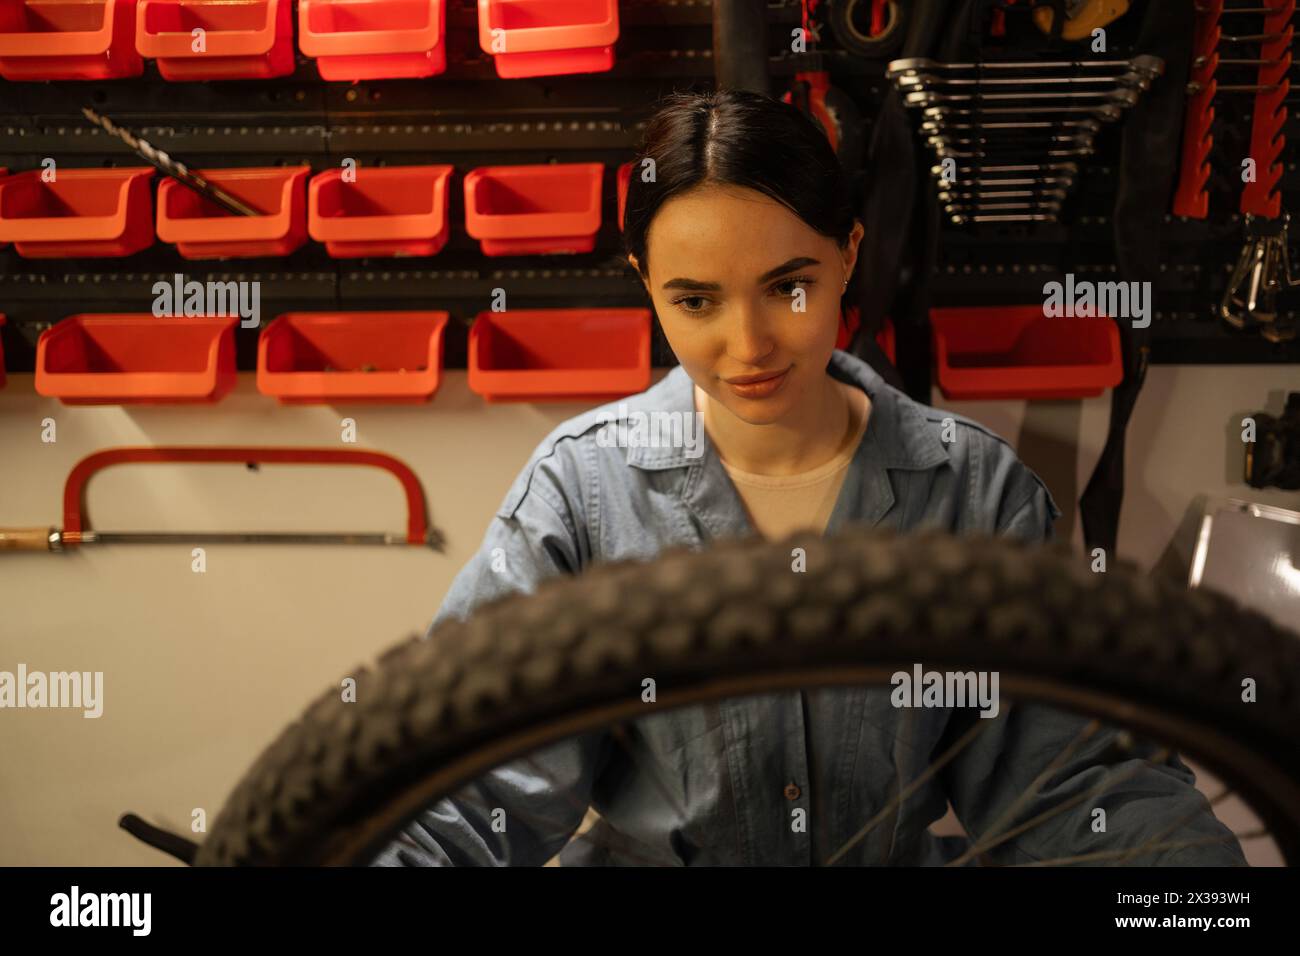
[58,446,433,547]
[156,166,309,259]
[464,163,603,256]
[468,307,651,403]
[617,159,632,231]
[135,0,293,80]
[308,165,454,258]
[0,167,155,259]
[1173,0,1220,218]
[35,314,237,405]
[298,0,446,81]
[930,305,1122,401]
[477,0,618,79]
[0,0,142,79]
[258,311,449,404]
[1241,0,1293,218]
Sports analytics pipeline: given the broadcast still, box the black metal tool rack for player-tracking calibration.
[1,0,1297,389]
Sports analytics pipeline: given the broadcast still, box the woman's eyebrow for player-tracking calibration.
[662,256,822,292]
[757,256,821,283]
[662,277,722,292]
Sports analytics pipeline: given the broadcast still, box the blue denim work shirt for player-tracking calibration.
[374,349,1245,867]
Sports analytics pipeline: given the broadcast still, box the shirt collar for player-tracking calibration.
[625,349,949,473]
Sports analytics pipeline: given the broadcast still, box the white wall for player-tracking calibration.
[0,365,1295,865]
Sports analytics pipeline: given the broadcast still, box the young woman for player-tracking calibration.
[375,90,1244,867]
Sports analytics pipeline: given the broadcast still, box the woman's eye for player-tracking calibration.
[772,276,816,297]
[674,295,710,314]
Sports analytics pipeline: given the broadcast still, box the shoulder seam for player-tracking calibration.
[521,474,578,539]
[498,430,587,523]
[994,484,1043,535]
[924,408,1019,449]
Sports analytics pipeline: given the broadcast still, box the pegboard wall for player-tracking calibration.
[924,1,1300,367]
[1,0,1298,386]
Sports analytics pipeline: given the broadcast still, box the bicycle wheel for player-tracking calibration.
[193,527,1300,866]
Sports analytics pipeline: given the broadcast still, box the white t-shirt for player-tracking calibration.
[695,379,871,539]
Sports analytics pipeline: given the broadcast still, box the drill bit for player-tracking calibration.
[81,107,262,217]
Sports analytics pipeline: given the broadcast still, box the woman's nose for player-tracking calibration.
[725,298,776,366]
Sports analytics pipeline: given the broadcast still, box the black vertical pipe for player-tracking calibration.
[712,0,769,94]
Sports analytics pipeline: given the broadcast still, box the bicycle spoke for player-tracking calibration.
[1110,786,1238,866]
[948,718,1102,866]
[945,749,1172,865]
[824,713,995,866]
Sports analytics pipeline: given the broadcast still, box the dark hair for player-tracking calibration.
[622,89,857,279]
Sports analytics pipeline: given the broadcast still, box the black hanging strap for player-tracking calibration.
[1079,0,1195,555]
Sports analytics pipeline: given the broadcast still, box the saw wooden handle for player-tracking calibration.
[0,528,55,551]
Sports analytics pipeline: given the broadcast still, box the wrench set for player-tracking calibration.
[887,54,1165,225]
[1175,0,1299,341]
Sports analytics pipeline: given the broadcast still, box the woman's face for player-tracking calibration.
[631,183,863,425]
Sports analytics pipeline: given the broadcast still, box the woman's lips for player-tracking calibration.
[725,366,791,399]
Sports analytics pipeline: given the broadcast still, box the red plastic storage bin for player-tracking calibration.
[477,0,618,79]
[258,311,449,404]
[156,166,309,259]
[35,314,237,405]
[617,159,632,231]
[299,0,445,80]
[135,0,293,80]
[464,163,603,256]
[0,168,155,259]
[469,307,651,403]
[308,165,453,258]
[0,0,142,79]
[930,305,1123,400]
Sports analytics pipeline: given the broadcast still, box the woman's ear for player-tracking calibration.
[627,254,650,293]
[841,220,865,282]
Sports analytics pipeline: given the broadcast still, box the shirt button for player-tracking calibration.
[783,783,801,801]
